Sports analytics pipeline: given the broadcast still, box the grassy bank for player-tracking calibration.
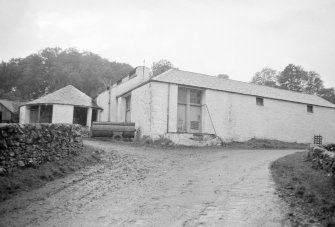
[271,151,335,226]
[223,138,308,149]
[0,146,104,202]
[87,137,308,150]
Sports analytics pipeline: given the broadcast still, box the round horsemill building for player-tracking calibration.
[19,85,101,127]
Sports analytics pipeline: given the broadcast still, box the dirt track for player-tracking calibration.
[0,140,300,227]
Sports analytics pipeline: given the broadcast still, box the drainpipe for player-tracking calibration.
[108,87,111,122]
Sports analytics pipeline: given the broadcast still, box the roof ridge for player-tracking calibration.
[22,85,100,108]
[171,68,327,99]
[153,68,335,108]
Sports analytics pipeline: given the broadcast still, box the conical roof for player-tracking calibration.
[24,85,101,108]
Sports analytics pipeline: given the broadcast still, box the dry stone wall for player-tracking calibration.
[0,123,83,175]
[308,144,335,176]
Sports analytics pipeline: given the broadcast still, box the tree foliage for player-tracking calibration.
[251,64,335,104]
[152,59,174,77]
[251,67,278,88]
[277,64,308,92]
[304,71,324,94]
[0,47,133,100]
[318,88,335,104]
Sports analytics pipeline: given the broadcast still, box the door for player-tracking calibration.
[177,87,202,133]
[189,89,201,133]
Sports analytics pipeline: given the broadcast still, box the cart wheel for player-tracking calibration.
[113,134,123,141]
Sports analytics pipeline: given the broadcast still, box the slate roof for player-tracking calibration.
[23,85,102,109]
[152,69,335,108]
[0,99,22,113]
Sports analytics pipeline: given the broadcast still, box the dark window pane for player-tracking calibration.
[190,89,201,104]
[256,97,264,106]
[307,105,313,113]
[178,87,187,104]
[177,104,187,132]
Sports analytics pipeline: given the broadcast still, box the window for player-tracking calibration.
[177,87,202,132]
[307,105,313,113]
[73,107,88,126]
[125,96,131,122]
[40,105,53,123]
[29,106,39,123]
[190,89,201,104]
[256,97,264,106]
[91,109,98,123]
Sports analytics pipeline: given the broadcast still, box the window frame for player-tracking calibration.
[177,86,203,133]
[307,104,313,113]
[256,97,264,106]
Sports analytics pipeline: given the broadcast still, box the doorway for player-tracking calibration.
[73,107,88,126]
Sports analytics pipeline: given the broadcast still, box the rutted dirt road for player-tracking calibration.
[0,140,300,226]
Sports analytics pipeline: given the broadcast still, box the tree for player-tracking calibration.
[251,67,278,87]
[218,74,229,79]
[318,88,335,104]
[0,47,133,100]
[152,59,174,77]
[251,64,335,104]
[277,64,308,92]
[303,71,324,94]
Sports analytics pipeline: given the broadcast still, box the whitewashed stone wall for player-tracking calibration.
[203,89,335,143]
[96,66,150,122]
[131,83,152,136]
[96,69,335,144]
[19,106,30,124]
[52,104,74,124]
[131,82,178,137]
[131,82,335,144]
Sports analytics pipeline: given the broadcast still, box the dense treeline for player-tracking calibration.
[251,64,335,104]
[0,47,133,100]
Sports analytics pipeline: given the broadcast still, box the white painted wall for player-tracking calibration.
[96,66,151,122]
[203,89,335,143]
[19,106,30,124]
[131,83,152,135]
[86,108,92,126]
[132,82,335,144]
[52,104,74,124]
[97,74,335,144]
[131,82,178,137]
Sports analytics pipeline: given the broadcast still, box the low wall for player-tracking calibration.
[0,123,83,175]
[308,144,335,175]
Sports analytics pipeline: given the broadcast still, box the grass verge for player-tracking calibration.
[88,137,308,150]
[0,145,104,202]
[223,138,308,149]
[271,151,335,226]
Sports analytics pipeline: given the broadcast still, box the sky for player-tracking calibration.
[1,0,335,86]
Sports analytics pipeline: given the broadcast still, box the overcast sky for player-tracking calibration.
[1,0,335,86]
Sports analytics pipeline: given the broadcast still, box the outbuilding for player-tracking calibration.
[0,99,21,123]
[20,85,101,127]
[95,67,335,145]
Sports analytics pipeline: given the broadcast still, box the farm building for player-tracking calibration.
[0,99,21,123]
[20,85,101,126]
[96,66,335,145]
